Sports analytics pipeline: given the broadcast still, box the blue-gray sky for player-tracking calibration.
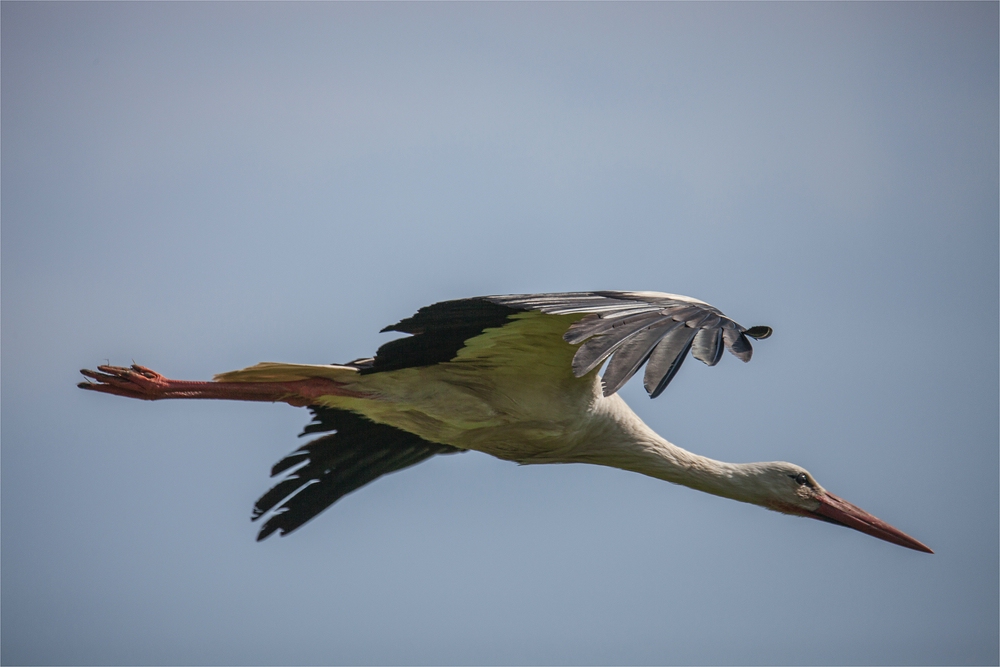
[2,3,997,665]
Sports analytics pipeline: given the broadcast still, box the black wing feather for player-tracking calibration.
[359,291,767,397]
[253,407,464,540]
[364,298,522,373]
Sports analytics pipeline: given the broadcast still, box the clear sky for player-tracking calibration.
[2,3,997,665]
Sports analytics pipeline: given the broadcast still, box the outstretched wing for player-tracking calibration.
[371,291,770,399]
[253,406,463,540]
[487,292,771,397]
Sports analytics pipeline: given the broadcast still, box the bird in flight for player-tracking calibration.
[79,291,931,552]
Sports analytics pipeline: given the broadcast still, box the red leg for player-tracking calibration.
[78,364,370,407]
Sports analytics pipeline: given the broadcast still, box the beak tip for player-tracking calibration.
[815,491,933,554]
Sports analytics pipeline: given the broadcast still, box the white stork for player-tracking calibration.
[79,291,931,552]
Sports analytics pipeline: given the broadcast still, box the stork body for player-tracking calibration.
[79,291,931,552]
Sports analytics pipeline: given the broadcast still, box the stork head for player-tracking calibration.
[743,462,933,553]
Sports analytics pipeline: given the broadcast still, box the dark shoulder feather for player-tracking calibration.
[363,298,523,373]
[253,406,463,540]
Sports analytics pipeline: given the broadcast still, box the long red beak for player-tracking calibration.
[811,491,933,553]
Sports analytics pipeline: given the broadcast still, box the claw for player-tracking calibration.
[79,364,161,400]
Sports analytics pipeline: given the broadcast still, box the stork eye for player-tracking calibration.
[792,473,809,486]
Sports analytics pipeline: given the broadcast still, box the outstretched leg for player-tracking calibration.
[79,364,370,407]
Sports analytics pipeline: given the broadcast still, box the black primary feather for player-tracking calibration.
[364,298,522,373]
[253,406,464,540]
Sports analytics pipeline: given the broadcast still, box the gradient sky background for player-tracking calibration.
[2,3,997,665]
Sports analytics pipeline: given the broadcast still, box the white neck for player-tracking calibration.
[567,394,774,508]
